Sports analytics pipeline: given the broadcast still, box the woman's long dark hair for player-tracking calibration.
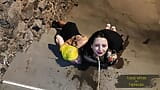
[81,30,108,56]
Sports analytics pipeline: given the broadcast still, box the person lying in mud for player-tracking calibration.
[79,24,124,70]
[52,21,124,69]
[52,20,88,63]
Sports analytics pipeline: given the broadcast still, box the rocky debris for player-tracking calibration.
[0,0,78,76]
[0,19,11,29]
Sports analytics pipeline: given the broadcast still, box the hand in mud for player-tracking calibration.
[107,50,117,62]
[108,54,117,62]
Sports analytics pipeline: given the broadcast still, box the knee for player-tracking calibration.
[55,35,64,46]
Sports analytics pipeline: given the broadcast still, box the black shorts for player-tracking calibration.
[59,22,81,41]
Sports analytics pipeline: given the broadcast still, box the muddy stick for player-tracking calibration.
[2,80,45,90]
[97,57,101,90]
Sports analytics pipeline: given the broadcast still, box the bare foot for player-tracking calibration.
[105,24,117,32]
[111,26,117,32]
[59,20,67,25]
[105,24,111,29]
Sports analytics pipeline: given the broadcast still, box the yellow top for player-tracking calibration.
[60,43,78,61]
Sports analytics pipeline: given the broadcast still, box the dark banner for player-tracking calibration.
[115,74,160,88]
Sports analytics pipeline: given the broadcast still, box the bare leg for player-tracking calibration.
[55,35,64,46]
[58,20,67,27]
[52,20,67,28]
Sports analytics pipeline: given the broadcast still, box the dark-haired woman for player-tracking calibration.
[79,24,124,70]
